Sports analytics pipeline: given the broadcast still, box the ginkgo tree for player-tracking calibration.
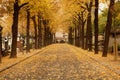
[1,0,55,57]
[0,0,119,59]
[1,0,29,58]
[10,0,28,58]
[102,0,115,57]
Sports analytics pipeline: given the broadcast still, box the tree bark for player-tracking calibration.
[78,16,81,47]
[68,27,73,44]
[85,0,93,51]
[32,16,38,49]
[102,0,115,57]
[94,0,99,54]
[81,11,86,49]
[85,23,89,50]
[46,27,50,45]
[38,15,42,48]
[75,27,77,46]
[44,21,47,46]
[0,26,3,63]
[10,0,28,58]
[50,33,53,44]
[43,20,49,46]
[48,29,52,45]
[26,10,30,53]
[81,21,85,49]
[10,0,19,58]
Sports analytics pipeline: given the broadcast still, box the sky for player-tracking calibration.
[99,3,108,14]
[55,32,63,38]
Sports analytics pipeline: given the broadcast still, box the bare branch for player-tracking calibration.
[19,2,28,10]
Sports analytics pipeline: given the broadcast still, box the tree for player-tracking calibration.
[68,27,74,44]
[10,0,28,58]
[85,0,93,51]
[77,9,87,49]
[31,15,38,49]
[37,14,42,48]
[94,0,99,54]
[102,0,115,57]
[26,9,30,53]
[0,26,3,63]
[81,10,86,49]
[43,19,50,46]
[26,0,54,48]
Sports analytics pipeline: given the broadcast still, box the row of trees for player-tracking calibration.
[0,0,59,63]
[0,0,120,63]
[67,0,120,57]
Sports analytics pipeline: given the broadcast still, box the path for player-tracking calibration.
[0,44,120,80]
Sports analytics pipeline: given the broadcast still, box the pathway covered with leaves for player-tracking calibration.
[0,44,120,80]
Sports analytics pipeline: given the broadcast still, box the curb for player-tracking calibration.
[70,45,120,76]
[87,54,120,76]
[82,51,120,76]
[0,48,46,73]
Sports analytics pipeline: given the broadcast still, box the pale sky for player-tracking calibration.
[55,32,63,38]
[99,3,108,14]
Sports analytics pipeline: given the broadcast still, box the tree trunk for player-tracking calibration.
[75,27,77,46]
[94,0,99,54]
[44,21,47,46]
[85,23,89,50]
[50,33,53,44]
[0,26,3,63]
[32,16,38,49]
[10,0,19,58]
[81,11,86,49]
[88,0,92,51]
[38,15,42,48]
[46,27,50,45]
[10,0,28,58]
[43,20,49,46]
[46,27,49,45]
[102,0,115,57]
[78,16,82,47]
[47,27,52,45]
[85,0,92,51]
[81,22,85,49]
[68,27,73,44]
[26,10,30,53]
[53,33,56,43]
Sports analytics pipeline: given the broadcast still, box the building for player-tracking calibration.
[54,32,68,43]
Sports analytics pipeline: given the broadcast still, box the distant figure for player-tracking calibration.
[4,38,8,51]
[20,38,24,53]
[22,39,25,49]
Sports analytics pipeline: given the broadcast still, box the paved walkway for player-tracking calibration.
[0,44,120,80]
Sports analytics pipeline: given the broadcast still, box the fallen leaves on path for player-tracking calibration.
[0,44,120,80]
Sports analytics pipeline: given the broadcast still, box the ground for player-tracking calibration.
[0,44,120,80]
